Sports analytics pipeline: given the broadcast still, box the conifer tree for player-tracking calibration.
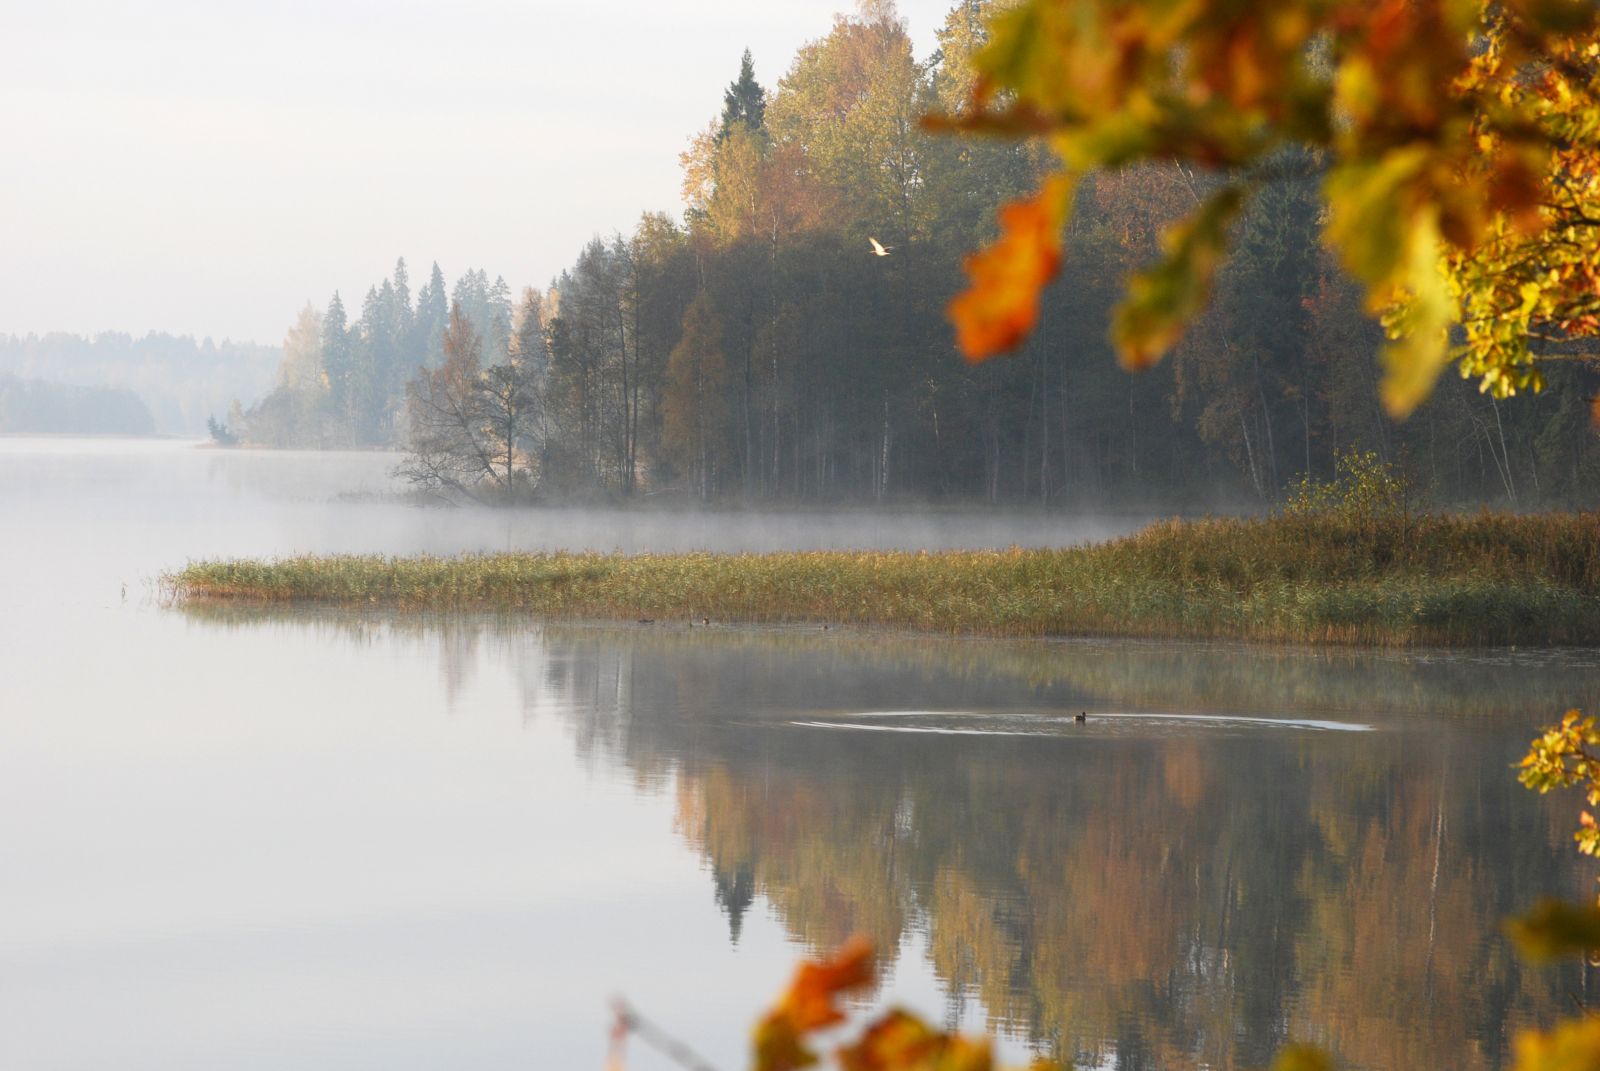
[415,262,449,370]
[321,291,353,442]
[718,49,767,142]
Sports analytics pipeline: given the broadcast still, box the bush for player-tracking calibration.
[1284,450,1412,525]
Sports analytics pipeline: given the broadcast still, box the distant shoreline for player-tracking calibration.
[167,512,1600,648]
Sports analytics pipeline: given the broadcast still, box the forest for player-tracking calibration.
[227,0,1600,509]
[1,331,278,436]
[0,374,155,436]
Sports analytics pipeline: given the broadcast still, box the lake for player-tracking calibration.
[2,436,1596,1070]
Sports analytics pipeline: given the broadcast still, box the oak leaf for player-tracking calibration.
[949,174,1074,361]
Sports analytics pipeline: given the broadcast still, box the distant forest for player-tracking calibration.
[0,374,155,436]
[0,332,278,436]
[232,0,1600,508]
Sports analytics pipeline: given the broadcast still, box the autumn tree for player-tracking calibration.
[237,303,329,448]
[663,291,733,499]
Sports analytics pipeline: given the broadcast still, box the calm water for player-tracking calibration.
[3,437,1597,1071]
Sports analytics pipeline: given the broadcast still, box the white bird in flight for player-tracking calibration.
[868,237,892,257]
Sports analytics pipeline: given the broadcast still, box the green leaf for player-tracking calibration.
[1112,186,1247,370]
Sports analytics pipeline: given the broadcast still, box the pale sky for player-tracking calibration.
[0,0,952,344]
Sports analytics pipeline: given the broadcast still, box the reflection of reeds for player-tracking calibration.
[173,605,1600,721]
[167,512,1600,647]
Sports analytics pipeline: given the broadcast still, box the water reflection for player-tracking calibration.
[182,608,1598,1070]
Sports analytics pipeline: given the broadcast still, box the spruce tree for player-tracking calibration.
[415,262,449,370]
[392,258,412,327]
[321,291,353,441]
[486,274,513,362]
[717,49,767,142]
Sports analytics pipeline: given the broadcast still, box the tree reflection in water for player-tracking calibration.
[182,607,1600,1070]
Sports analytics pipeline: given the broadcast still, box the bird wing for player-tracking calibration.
[868,237,887,255]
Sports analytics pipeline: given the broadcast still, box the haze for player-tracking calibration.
[0,0,948,343]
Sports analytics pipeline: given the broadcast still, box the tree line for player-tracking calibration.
[232,0,1600,508]
[1,331,277,436]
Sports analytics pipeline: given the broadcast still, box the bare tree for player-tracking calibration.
[398,301,543,502]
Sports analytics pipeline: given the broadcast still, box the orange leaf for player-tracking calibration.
[779,935,877,1031]
[753,938,876,1071]
[838,1009,940,1071]
[839,1009,994,1071]
[948,174,1074,361]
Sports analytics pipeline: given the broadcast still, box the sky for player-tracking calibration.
[0,0,953,345]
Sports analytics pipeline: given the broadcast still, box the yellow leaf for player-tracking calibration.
[1325,147,1432,294]
[1514,1016,1600,1071]
[1272,1043,1336,1071]
[1377,205,1453,418]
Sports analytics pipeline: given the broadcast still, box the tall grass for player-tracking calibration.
[167,512,1600,647]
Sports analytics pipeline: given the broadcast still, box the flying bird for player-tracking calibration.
[868,237,892,257]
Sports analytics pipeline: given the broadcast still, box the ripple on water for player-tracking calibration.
[786,709,1376,737]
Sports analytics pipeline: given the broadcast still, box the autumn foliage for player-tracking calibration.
[942,0,1600,417]
[947,175,1071,358]
[752,937,1059,1071]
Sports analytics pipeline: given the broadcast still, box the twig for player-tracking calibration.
[609,997,724,1071]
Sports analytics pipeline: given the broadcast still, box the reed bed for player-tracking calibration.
[167,512,1600,647]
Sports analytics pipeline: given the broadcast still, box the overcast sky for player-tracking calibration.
[0,0,952,344]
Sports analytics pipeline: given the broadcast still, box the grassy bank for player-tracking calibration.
[167,512,1600,646]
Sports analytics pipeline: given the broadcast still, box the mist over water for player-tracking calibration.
[2,437,1594,1070]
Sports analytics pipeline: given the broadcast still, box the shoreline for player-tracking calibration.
[167,512,1600,649]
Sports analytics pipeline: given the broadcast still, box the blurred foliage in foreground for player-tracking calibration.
[1506,710,1600,1070]
[610,937,1066,1071]
[945,0,1600,421]
[611,937,1340,1071]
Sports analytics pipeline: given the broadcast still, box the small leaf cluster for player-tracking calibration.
[1507,712,1600,1070]
[1519,709,1600,857]
[749,937,1062,1071]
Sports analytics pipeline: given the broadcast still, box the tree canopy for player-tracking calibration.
[230,1,1600,509]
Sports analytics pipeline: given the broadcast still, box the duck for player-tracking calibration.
[1075,711,1087,723]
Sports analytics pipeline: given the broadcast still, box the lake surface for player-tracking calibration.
[3,436,1597,1071]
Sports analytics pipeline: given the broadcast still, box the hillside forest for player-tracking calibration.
[226,1,1600,508]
